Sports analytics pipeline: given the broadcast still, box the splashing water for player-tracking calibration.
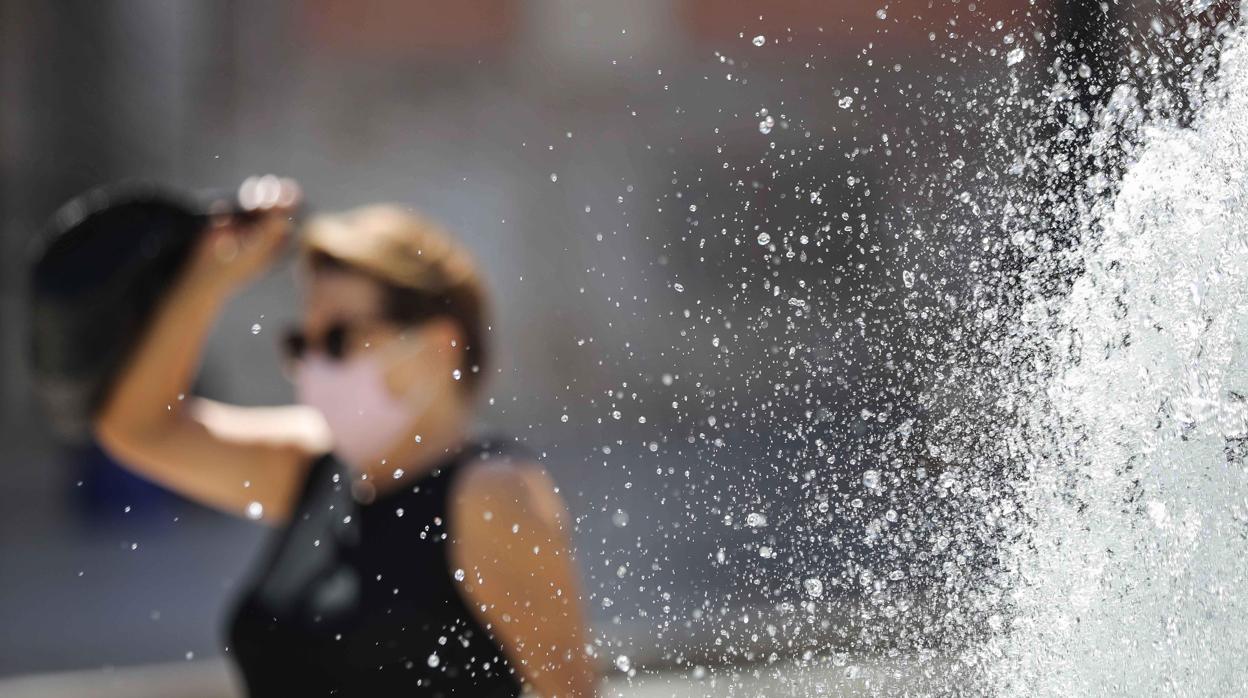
[579,4,1243,693]
[985,15,1248,696]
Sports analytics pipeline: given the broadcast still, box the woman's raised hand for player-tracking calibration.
[188,175,302,294]
[95,173,319,524]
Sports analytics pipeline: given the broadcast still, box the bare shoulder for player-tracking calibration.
[449,457,568,535]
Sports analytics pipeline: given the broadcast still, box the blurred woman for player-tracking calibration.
[95,176,596,697]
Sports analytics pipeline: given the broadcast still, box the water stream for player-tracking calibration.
[977,8,1248,695]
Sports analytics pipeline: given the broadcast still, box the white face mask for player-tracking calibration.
[293,343,432,471]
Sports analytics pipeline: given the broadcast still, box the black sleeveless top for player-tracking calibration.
[226,440,524,697]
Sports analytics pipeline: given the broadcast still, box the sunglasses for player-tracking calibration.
[282,320,398,362]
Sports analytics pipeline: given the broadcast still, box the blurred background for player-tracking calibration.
[0,0,1227,694]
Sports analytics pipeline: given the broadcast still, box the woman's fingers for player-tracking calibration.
[237,210,290,270]
[276,177,301,207]
[239,175,278,211]
[236,174,300,254]
[210,226,241,264]
[184,176,299,293]
[239,174,301,212]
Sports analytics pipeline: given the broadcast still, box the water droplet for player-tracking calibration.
[427,653,440,668]
[454,568,465,582]
[862,469,881,491]
[838,96,854,109]
[758,115,775,134]
[1006,47,1026,66]
[673,282,685,292]
[875,8,887,19]
[803,578,824,598]
[752,35,765,47]
[757,232,771,246]
[615,654,631,672]
[250,323,261,335]
[245,501,264,520]
[612,509,630,527]
[746,512,767,527]
[1146,500,1168,526]
[549,172,558,182]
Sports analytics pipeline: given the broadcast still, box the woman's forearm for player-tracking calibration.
[95,267,230,442]
[89,184,311,519]
[96,186,296,445]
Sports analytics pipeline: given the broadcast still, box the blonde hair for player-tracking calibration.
[301,205,489,391]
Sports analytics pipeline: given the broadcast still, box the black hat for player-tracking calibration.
[30,183,240,441]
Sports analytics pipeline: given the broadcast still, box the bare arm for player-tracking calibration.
[94,177,326,522]
[449,462,598,698]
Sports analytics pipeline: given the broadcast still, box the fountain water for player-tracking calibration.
[975,7,1248,695]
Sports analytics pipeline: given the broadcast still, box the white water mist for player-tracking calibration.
[990,16,1248,697]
